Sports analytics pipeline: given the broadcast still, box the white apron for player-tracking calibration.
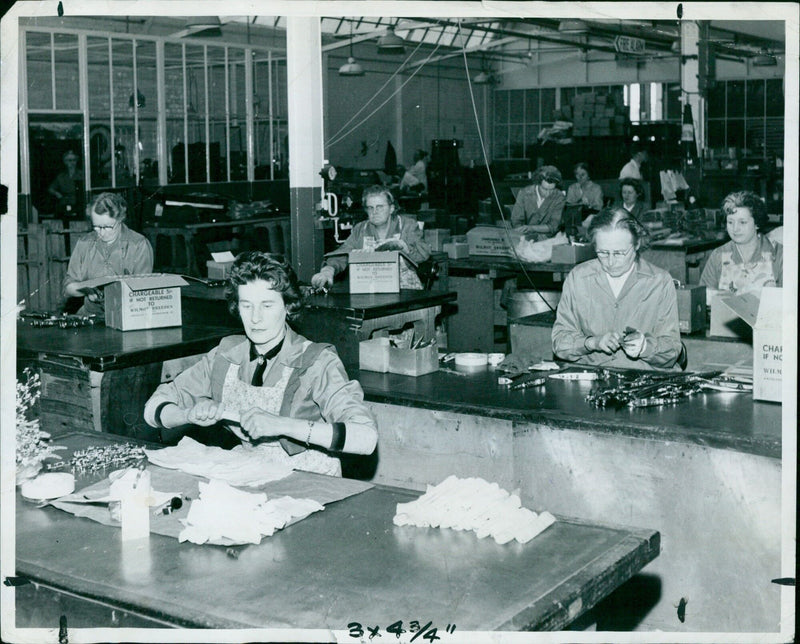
[220,357,341,477]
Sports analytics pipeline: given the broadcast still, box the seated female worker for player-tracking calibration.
[565,162,604,212]
[700,190,782,305]
[613,177,647,219]
[63,192,154,316]
[552,208,681,370]
[509,165,566,241]
[310,184,431,291]
[144,252,378,477]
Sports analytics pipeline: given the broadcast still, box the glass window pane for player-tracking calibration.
[765,79,783,117]
[707,81,725,118]
[540,88,556,122]
[726,80,745,118]
[111,39,135,115]
[746,79,765,119]
[228,48,247,180]
[745,119,765,156]
[494,90,509,124]
[87,37,110,116]
[53,33,79,110]
[508,89,524,123]
[165,42,187,183]
[135,40,158,183]
[525,89,540,124]
[494,125,508,158]
[707,120,725,149]
[112,121,136,187]
[664,83,681,120]
[726,119,744,149]
[27,31,53,110]
[185,45,207,182]
[207,47,228,182]
[509,124,524,158]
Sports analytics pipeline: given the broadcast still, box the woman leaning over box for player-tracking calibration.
[144,252,377,477]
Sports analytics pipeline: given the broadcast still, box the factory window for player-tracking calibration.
[707,78,783,158]
[21,26,287,204]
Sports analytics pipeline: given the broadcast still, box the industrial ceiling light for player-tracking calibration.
[339,57,365,76]
[473,70,492,85]
[558,19,589,34]
[671,40,681,54]
[339,24,365,76]
[377,28,406,54]
[752,47,777,67]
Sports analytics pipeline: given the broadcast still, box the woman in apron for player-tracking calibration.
[701,190,783,304]
[310,185,430,291]
[144,252,378,476]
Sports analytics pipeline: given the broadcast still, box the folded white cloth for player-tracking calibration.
[179,479,323,545]
[394,475,556,544]
[145,437,293,487]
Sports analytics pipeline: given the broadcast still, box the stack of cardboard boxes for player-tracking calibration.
[571,92,628,137]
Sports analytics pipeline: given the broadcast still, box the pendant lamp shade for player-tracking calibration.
[752,48,777,66]
[339,57,365,76]
[377,28,406,54]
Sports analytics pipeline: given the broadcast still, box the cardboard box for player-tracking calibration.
[709,294,752,339]
[83,274,188,331]
[325,249,417,294]
[443,241,469,259]
[388,340,439,377]
[675,284,707,334]
[359,337,391,373]
[206,250,235,280]
[716,287,782,402]
[466,226,522,258]
[424,228,452,251]
[550,243,595,265]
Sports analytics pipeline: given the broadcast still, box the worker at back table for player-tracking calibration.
[700,190,783,304]
[310,185,431,291]
[62,192,153,316]
[509,165,566,241]
[552,208,681,370]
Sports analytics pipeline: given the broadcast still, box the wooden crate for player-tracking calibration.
[16,224,48,312]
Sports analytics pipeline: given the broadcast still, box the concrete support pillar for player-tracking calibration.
[286,17,325,281]
[680,21,704,155]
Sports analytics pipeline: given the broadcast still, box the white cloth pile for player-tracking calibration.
[393,475,556,545]
[145,437,293,487]
[514,231,568,263]
[179,479,324,545]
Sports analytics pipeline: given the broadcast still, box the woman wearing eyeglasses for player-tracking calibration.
[552,208,681,370]
[509,165,566,241]
[63,192,154,315]
[310,185,431,291]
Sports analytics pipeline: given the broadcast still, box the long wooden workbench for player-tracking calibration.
[13,433,660,635]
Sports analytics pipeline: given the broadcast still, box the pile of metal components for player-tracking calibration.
[22,312,99,328]
[586,369,751,408]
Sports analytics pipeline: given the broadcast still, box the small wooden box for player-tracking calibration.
[388,341,439,377]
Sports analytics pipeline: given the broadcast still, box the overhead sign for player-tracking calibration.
[614,35,646,54]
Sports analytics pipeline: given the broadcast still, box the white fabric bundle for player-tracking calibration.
[394,475,556,544]
[145,437,293,487]
[179,479,324,545]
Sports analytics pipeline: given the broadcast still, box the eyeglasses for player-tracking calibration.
[595,246,634,260]
[93,222,119,231]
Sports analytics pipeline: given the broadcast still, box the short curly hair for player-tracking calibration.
[362,184,396,207]
[224,252,305,322]
[87,192,127,222]
[619,177,645,200]
[588,207,651,252]
[721,190,768,230]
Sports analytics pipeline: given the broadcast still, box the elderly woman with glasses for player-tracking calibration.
[552,208,681,370]
[145,252,378,476]
[310,184,431,291]
[63,192,153,316]
[509,165,566,241]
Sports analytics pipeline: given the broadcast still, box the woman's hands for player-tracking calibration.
[585,332,621,355]
[310,266,335,291]
[585,329,646,358]
[186,399,225,426]
[239,407,292,442]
